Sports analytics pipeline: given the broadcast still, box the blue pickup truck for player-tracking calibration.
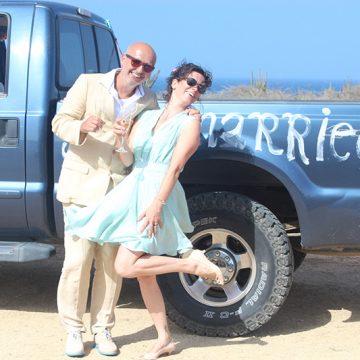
[1,1,359,337]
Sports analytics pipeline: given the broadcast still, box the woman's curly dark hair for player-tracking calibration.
[162,61,212,102]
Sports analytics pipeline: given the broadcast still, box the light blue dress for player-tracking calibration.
[64,109,194,256]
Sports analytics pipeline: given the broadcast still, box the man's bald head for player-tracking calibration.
[125,42,157,67]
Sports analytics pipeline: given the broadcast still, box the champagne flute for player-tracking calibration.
[115,104,138,152]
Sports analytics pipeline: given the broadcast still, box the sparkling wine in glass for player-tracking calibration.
[115,104,138,152]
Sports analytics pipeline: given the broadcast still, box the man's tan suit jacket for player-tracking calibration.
[52,73,159,206]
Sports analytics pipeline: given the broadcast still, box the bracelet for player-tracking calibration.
[157,197,166,205]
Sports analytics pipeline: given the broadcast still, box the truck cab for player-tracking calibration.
[0,1,120,261]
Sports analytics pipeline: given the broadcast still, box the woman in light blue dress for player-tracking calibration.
[66,62,223,359]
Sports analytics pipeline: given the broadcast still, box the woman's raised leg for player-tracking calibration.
[114,247,223,285]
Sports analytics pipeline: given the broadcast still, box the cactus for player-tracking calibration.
[250,67,268,92]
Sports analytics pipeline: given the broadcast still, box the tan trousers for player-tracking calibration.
[57,206,122,334]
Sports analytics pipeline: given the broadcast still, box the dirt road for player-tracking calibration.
[0,246,359,360]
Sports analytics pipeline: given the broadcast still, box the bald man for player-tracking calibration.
[52,42,159,357]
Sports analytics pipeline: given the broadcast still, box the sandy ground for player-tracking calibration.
[0,245,360,360]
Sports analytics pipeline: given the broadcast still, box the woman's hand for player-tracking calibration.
[138,199,164,238]
[113,118,134,166]
[113,118,132,141]
[114,118,132,151]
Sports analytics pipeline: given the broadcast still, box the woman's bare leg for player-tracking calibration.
[137,276,172,352]
[114,246,223,284]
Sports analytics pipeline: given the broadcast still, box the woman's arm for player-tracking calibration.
[139,118,201,237]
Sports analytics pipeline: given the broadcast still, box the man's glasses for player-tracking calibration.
[186,77,207,94]
[125,54,155,73]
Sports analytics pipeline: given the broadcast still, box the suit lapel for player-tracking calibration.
[135,88,153,116]
[96,83,115,123]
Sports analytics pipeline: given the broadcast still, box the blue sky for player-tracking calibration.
[53,0,360,83]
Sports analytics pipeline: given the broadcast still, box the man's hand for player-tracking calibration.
[185,107,202,122]
[80,115,105,133]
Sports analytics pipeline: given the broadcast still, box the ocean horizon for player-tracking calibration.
[151,77,360,93]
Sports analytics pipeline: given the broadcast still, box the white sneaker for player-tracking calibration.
[94,328,118,356]
[65,329,85,357]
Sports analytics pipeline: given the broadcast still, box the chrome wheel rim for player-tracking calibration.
[179,228,257,307]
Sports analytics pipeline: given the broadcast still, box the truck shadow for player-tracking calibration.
[0,249,359,338]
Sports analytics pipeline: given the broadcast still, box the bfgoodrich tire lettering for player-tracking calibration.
[158,191,294,336]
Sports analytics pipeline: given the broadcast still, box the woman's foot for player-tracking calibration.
[188,249,224,285]
[140,339,176,360]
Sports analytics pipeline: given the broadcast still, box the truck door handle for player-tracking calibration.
[0,118,18,146]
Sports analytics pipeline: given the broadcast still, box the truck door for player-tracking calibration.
[53,16,120,239]
[0,8,33,237]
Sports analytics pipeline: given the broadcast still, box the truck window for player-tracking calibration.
[94,27,119,72]
[58,19,85,89]
[0,14,8,95]
[80,23,97,74]
[58,19,119,90]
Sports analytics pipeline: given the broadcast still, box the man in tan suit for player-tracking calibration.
[52,42,158,357]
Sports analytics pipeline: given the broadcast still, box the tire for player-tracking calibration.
[158,191,294,336]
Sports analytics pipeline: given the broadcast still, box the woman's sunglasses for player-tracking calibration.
[125,54,155,73]
[186,77,207,94]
